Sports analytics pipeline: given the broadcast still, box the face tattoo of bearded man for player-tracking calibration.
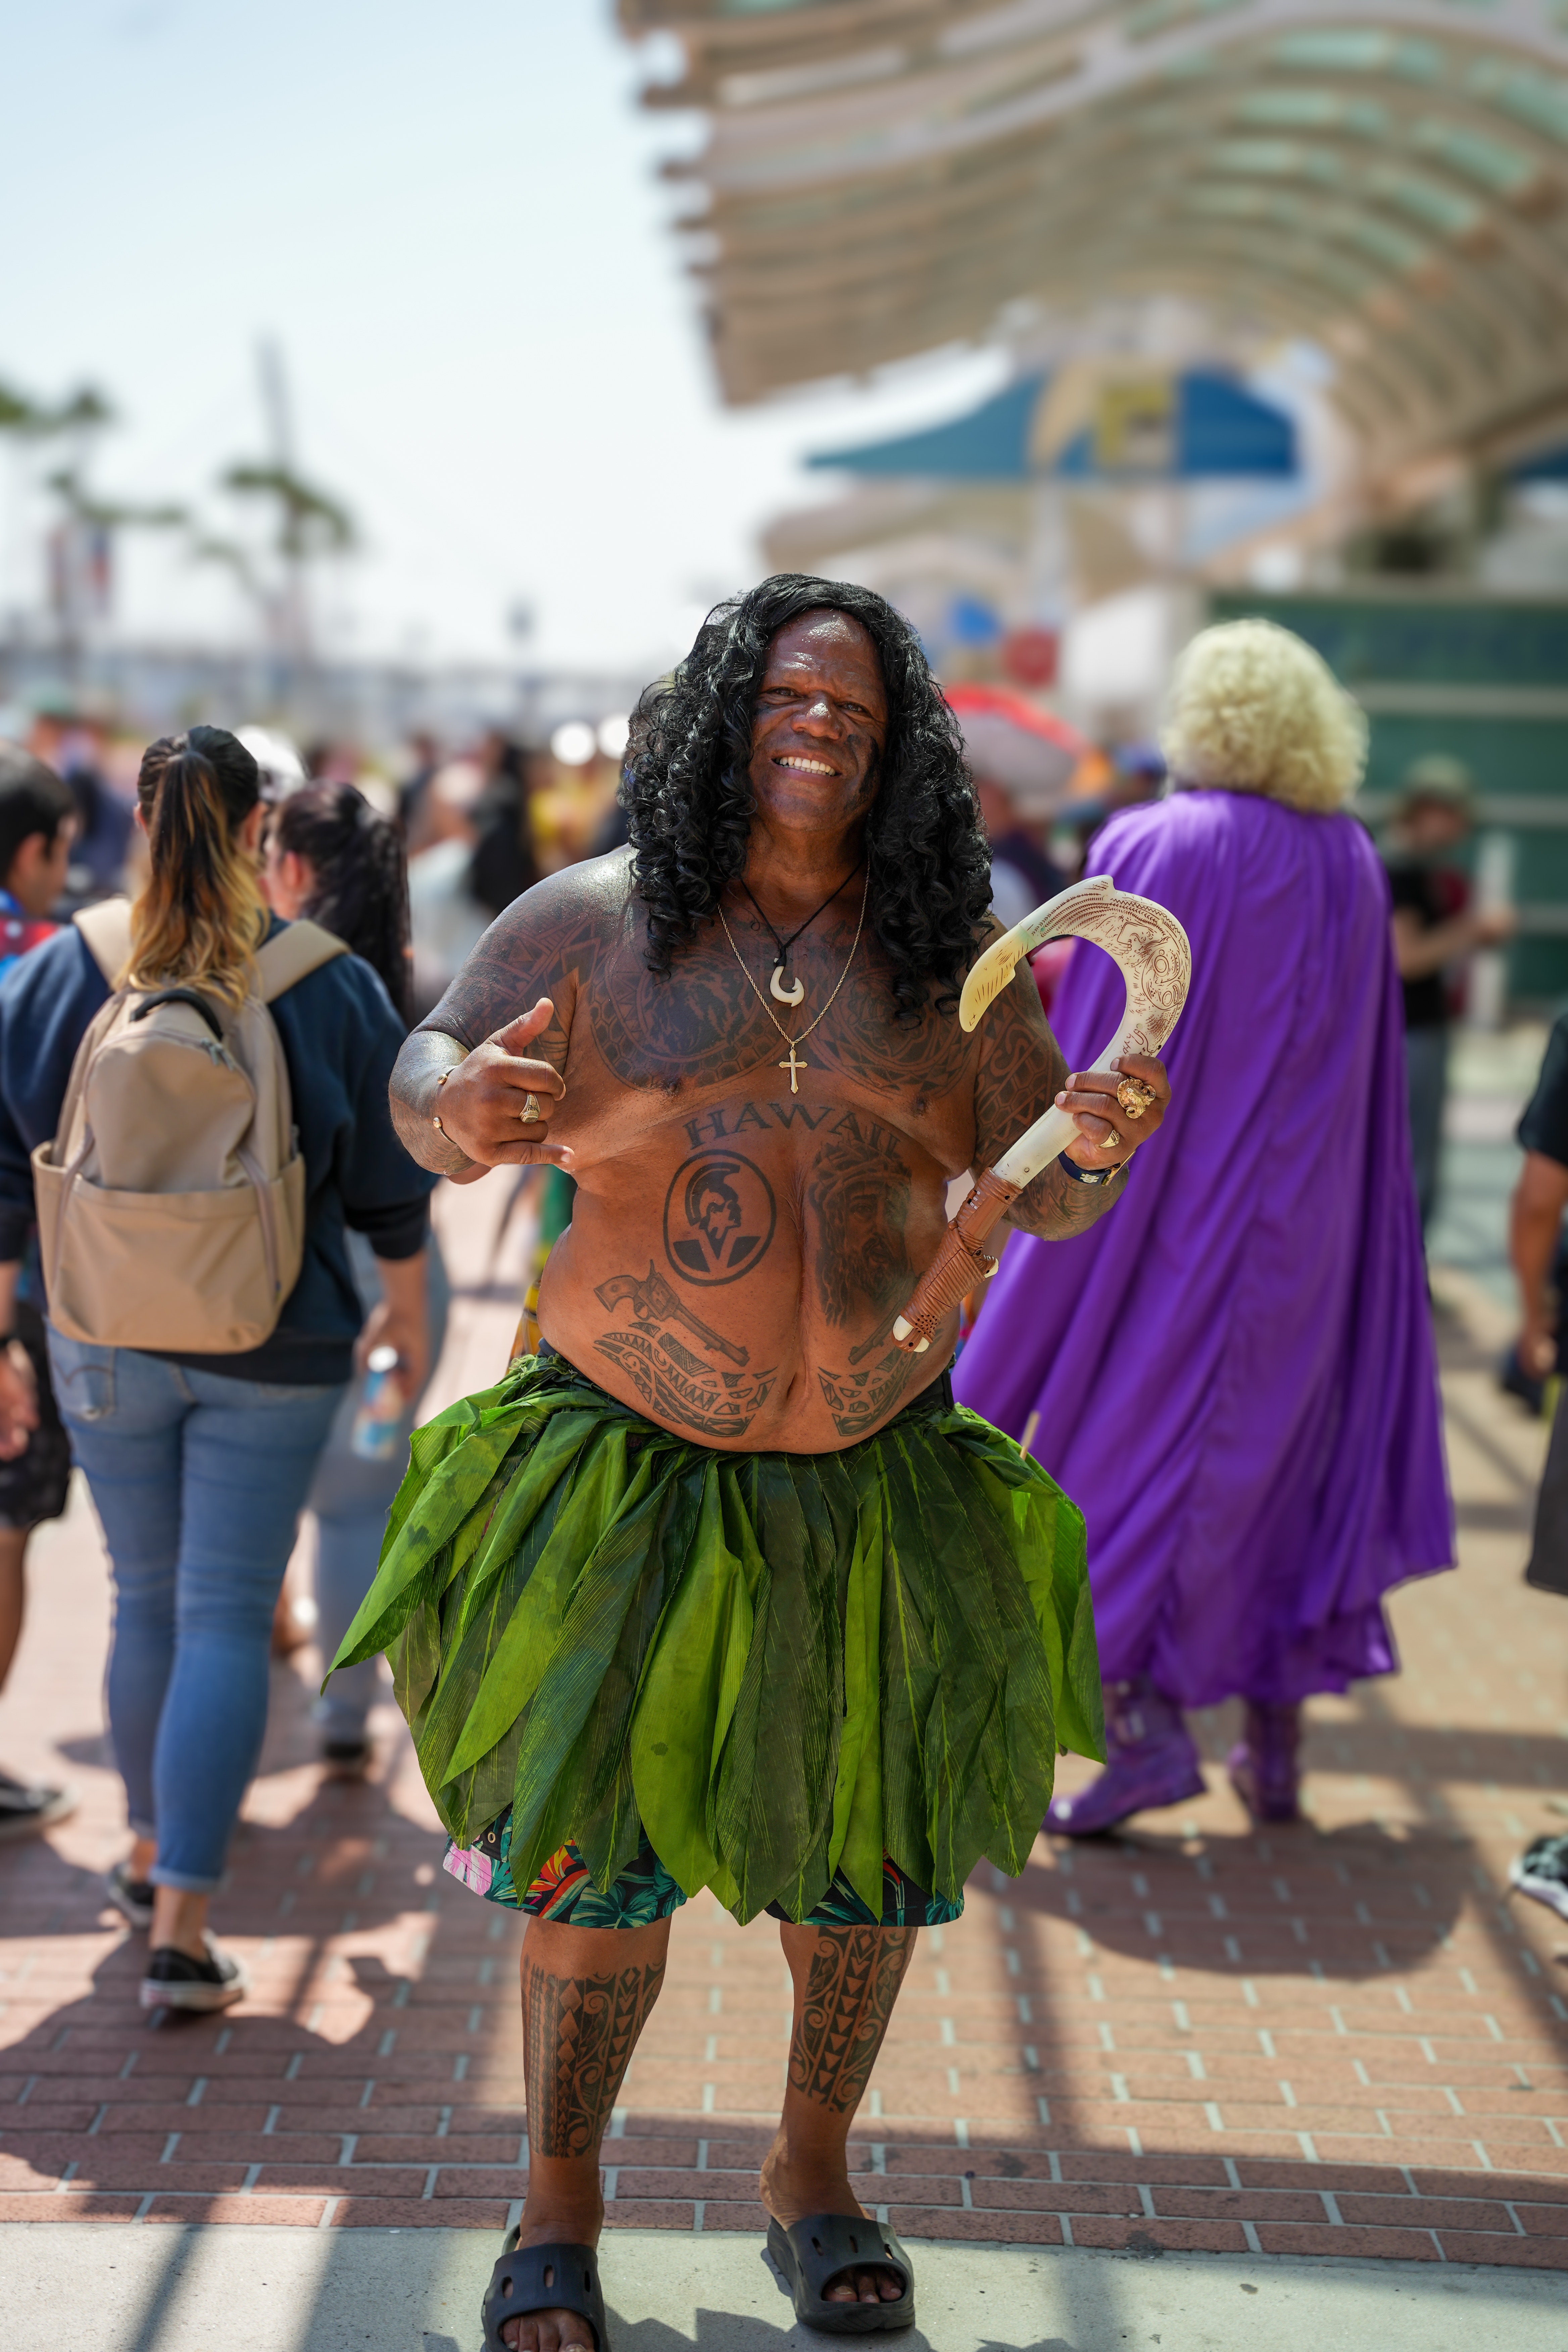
[345,575,1171,2350]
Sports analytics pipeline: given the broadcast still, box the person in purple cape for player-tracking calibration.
[956,618,1453,1832]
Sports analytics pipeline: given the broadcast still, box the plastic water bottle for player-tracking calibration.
[351,1345,405,1461]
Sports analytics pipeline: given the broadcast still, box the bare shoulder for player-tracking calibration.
[422,849,636,1050]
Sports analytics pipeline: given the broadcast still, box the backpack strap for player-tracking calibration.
[72,900,346,1003]
[255,919,348,1003]
[72,896,134,986]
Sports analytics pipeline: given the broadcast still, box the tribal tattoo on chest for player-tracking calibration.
[590,1096,932,1442]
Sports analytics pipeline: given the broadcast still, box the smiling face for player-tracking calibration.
[747,610,889,840]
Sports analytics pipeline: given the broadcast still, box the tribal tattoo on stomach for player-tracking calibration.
[806,1112,924,1438]
[593,1262,777,1440]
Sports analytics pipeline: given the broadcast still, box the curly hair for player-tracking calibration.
[1162,619,1367,813]
[273,782,413,1025]
[622,574,991,1016]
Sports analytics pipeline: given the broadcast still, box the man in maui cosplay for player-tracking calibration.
[333,576,1172,2350]
[957,620,1452,1836]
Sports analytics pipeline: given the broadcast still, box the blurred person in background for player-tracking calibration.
[235,723,307,807]
[1509,1024,1568,1600]
[1108,738,1167,809]
[1385,755,1515,1238]
[28,700,133,906]
[0,726,434,2010]
[1505,1017,1568,1914]
[407,760,491,1018]
[946,684,1074,932]
[469,729,540,918]
[397,727,443,849]
[262,782,448,1771]
[958,621,1452,1833]
[0,746,80,1839]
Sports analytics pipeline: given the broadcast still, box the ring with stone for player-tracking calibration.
[521,1092,543,1125]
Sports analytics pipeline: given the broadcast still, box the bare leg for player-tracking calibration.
[151,1886,210,1958]
[503,1914,670,2352]
[761,1922,916,2305]
[0,1528,26,1693]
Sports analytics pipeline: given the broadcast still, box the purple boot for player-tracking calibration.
[1046,1677,1206,1836]
[1228,1702,1302,1822]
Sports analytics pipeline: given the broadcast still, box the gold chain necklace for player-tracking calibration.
[716,868,869,1094]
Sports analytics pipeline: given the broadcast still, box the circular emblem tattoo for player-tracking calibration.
[663,1150,777,1286]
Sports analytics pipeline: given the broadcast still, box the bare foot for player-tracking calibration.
[497,2193,604,2352]
[760,2133,904,2305]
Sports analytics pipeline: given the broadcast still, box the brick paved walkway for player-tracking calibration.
[4,1183,1568,2269]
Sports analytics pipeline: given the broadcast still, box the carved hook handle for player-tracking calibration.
[890,878,1192,1355]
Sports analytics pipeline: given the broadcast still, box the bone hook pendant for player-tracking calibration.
[770,964,805,1007]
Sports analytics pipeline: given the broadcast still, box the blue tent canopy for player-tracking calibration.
[1514,445,1568,482]
[806,369,1296,481]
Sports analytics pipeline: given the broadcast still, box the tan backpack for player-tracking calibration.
[33,898,347,1353]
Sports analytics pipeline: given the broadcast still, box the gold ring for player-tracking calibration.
[521,1092,542,1125]
[1103,1125,1122,1150]
[432,1114,445,1135]
[1116,1076,1157,1120]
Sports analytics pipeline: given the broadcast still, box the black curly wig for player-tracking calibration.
[623,574,991,1017]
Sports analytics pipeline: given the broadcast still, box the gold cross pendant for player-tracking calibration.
[779,1042,807,1094]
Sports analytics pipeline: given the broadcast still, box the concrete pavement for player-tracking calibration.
[7,2223,1568,2352]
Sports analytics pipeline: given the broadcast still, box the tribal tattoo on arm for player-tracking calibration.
[388,862,624,1173]
[788,1927,915,2115]
[522,1948,666,2160]
[972,972,1126,1240]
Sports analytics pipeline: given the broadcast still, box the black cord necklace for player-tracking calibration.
[738,865,863,1007]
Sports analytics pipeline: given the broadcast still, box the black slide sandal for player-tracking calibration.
[480,2229,609,2352]
[766,2213,916,2334]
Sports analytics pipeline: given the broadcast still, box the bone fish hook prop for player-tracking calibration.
[770,965,806,1007]
[890,874,1192,1354]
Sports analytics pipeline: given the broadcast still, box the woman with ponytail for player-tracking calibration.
[262,782,450,1770]
[0,727,436,2013]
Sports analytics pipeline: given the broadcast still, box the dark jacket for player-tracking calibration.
[0,917,435,1386]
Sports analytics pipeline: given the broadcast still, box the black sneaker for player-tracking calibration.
[141,1934,252,2013]
[1511,1833,1568,1919]
[105,1858,156,1931]
[0,1769,76,1844]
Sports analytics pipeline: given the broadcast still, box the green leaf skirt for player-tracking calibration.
[329,1351,1105,1926]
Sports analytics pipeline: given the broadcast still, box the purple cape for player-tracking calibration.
[954,788,1453,1708]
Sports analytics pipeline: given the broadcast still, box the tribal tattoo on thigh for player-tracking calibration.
[522,1951,665,2160]
[788,1927,914,2115]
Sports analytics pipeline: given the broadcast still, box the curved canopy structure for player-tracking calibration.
[619,1,1568,475]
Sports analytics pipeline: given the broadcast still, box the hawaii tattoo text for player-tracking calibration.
[788,1927,915,2114]
[522,1949,665,2159]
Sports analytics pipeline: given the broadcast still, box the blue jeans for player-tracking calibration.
[48,1331,344,1892]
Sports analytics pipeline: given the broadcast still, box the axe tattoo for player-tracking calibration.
[596,1264,750,1369]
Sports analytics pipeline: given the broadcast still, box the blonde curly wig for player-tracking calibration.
[1161,618,1367,813]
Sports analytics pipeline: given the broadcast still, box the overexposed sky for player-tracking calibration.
[1,0,1005,677]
